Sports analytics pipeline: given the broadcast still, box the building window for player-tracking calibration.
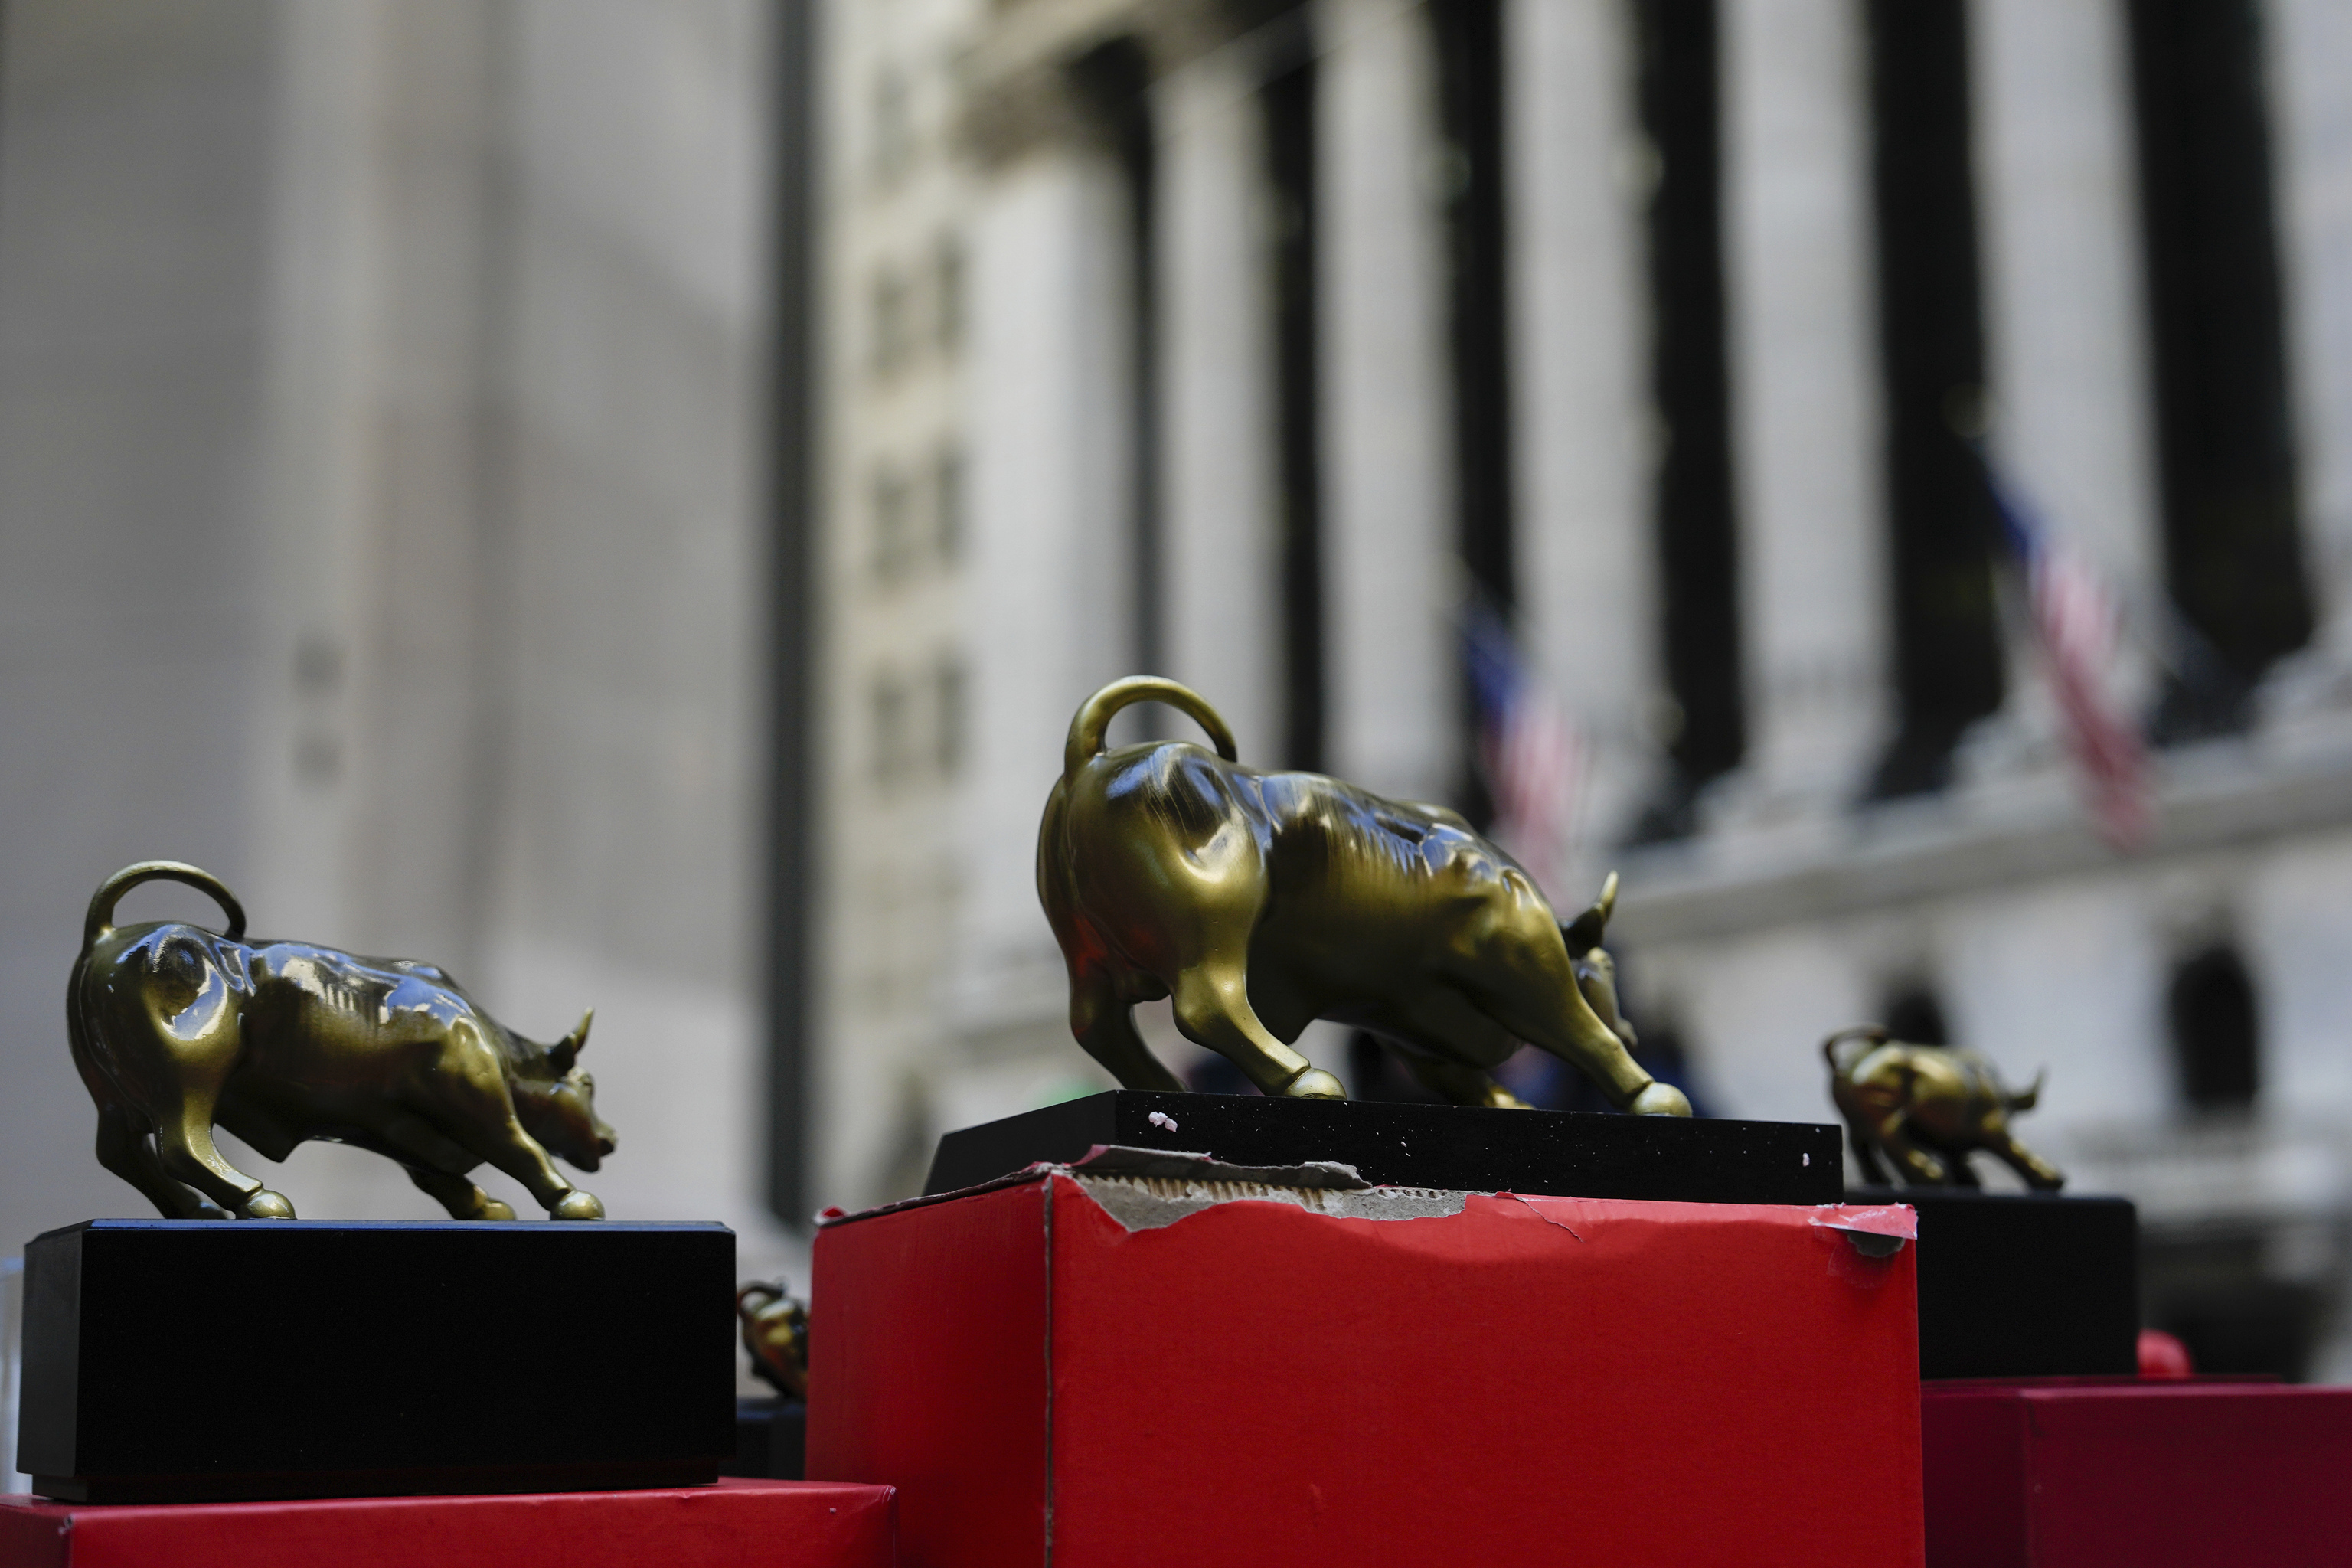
[933,234,964,355]
[872,66,913,187]
[1632,0,1743,841]
[2129,0,2311,740]
[1864,0,2004,800]
[1264,48,1325,772]
[933,654,965,777]
[871,670,912,785]
[871,267,911,379]
[931,446,963,567]
[2169,943,2260,1112]
[871,462,913,583]
[1430,0,1514,819]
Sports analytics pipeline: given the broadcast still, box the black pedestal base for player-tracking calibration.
[724,1396,807,1480]
[20,1219,736,1503]
[926,1090,1841,1204]
[1853,1187,2141,1379]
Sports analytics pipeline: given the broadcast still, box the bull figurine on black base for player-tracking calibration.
[67,860,615,1221]
[1824,1024,2063,1190]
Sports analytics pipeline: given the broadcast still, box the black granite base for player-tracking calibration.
[724,1396,807,1480]
[20,1219,736,1503]
[1854,1187,2141,1380]
[925,1090,1842,1205]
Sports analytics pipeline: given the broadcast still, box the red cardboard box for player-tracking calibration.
[808,1168,1923,1568]
[1922,1379,2352,1567]
[0,1478,893,1568]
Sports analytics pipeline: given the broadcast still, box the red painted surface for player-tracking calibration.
[811,1175,1924,1568]
[0,1478,893,1568]
[1922,1380,2352,1567]
[806,1181,1050,1568]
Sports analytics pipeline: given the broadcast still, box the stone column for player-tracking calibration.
[1506,0,1657,879]
[1158,47,1282,760]
[1717,0,1890,828]
[2263,0,2352,726]
[956,146,1136,1021]
[1968,0,2161,753]
[1318,0,1455,802]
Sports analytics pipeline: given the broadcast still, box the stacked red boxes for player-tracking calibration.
[810,1172,1924,1568]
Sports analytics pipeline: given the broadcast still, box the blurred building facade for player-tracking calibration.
[812,0,2352,1380]
[0,0,797,1281]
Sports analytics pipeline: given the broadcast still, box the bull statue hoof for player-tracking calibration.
[475,1197,518,1221]
[1628,1082,1693,1117]
[551,1191,606,1221]
[1282,1067,1348,1100]
[242,1190,296,1220]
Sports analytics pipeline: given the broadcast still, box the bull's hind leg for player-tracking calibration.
[1068,969,1184,1092]
[1984,1129,2065,1191]
[95,1102,224,1219]
[149,1086,296,1218]
[1449,895,1688,1116]
[403,1162,517,1220]
[1400,1051,1531,1109]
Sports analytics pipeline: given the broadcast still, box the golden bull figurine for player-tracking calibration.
[68,861,615,1220]
[1824,1025,2063,1190]
[737,1280,812,1400]
[1037,677,1690,1114]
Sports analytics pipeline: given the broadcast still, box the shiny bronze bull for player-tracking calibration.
[1824,1025,2063,1190]
[1036,677,1690,1113]
[69,861,615,1220]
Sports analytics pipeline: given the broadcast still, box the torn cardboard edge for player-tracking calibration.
[822,1146,1913,1248]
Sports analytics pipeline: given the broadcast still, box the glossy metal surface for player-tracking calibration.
[67,861,615,1220]
[737,1280,811,1399]
[1036,678,1690,1114]
[1824,1025,2064,1189]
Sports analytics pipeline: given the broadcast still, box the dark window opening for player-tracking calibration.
[1265,53,1325,771]
[2169,942,2260,1111]
[1880,984,1951,1047]
[2128,0,2311,742]
[1864,0,2005,801]
[766,0,821,1222]
[1630,0,1744,844]
[1430,0,1513,824]
[1072,38,1165,703]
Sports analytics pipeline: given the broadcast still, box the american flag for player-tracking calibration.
[1985,468,2155,851]
[1464,603,1587,897]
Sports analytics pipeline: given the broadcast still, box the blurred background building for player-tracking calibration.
[7,0,2352,1433]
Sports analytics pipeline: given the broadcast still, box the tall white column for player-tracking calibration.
[1158,50,1283,761]
[1319,0,1455,802]
[1719,0,1890,827]
[1507,0,1658,880]
[2264,0,2352,726]
[956,147,1135,1020]
[1969,0,2162,748]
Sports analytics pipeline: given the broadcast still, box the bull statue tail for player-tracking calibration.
[1063,677,1239,782]
[1560,871,1620,954]
[82,861,247,952]
[1822,1024,1890,1072]
[2010,1067,2045,1113]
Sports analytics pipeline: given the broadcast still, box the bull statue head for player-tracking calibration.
[525,1008,618,1174]
[1561,873,1637,1053]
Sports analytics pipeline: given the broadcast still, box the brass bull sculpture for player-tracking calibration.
[69,861,615,1220]
[1037,677,1690,1114]
[1824,1025,2063,1190]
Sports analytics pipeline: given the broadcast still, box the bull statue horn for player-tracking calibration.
[551,1007,594,1073]
[2010,1067,2044,1112]
[1562,871,1620,955]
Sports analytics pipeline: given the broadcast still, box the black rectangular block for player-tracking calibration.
[925,1090,1841,1204]
[1854,1188,2141,1380]
[19,1220,736,1503]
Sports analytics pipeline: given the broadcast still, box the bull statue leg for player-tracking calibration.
[1444,888,1689,1116]
[148,1086,296,1219]
[1869,1112,1949,1186]
[1067,970,1184,1092]
[1399,1051,1532,1109]
[403,1162,518,1221]
[1982,1128,2066,1191]
[1134,832,1343,1099]
[1838,1111,1893,1186]
[94,1101,226,1220]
